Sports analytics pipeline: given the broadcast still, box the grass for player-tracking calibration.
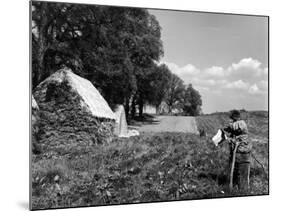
[32,112,269,210]
[196,111,268,141]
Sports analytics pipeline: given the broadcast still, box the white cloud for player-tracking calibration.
[161,62,200,76]
[258,80,268,91]
[162,58,267,87]
[227,58,267,81]
[216,79,228,86]
[193,78,216,86]
[196,86,210,92]
[204,66,225,77]
[263,67,268,76]
[181,64,200,75]
[248,84,263,95]
[231,57,261,71]
[225,80,249,90]
[248,81,268,95]
[159,58,268,112]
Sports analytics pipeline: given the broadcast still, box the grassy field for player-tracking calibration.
[196,111,269,142]
[32,111,269,210]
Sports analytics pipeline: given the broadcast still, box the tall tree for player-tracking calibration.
[32,2,164,117]
[129,12,163,117]
[165,74,185,113]
[181,84,202,116]
[32,2,86,87]
[148,64,172,114]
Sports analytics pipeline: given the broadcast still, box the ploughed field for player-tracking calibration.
[32,111,268,210]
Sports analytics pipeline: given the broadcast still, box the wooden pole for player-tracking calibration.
[229,141,239,191]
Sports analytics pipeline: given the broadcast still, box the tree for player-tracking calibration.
[165,74,185,113]
[91,8,164,118]
[32,2,86,87]
[149,64,172,114]
[128,12,163,118]
[181,84,202,116]
[32,2,164,117]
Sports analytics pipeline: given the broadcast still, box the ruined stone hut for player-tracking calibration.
[33,68,116,155]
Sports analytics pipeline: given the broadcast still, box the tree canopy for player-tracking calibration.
[32,2,202,117]
[181,84,203,116]
[164,73,186,113]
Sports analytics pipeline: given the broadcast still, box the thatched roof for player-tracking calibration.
[35,68,115,120]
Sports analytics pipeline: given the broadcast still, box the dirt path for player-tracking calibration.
[138,115,199,134]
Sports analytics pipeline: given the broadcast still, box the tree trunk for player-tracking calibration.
[124,97,130,120]
[155,104,160,115]
[37,45,46,84]
[131,95,136,119]
[34,3,49,87]
[168,104,172,114]
[138,97,144,118]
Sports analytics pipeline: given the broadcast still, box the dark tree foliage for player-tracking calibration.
[32,2,163,114]
[148,64,172,114]
[32,2,203,116]
[32,2,86,87]
[181,84,202,116]
[164,73,186,113]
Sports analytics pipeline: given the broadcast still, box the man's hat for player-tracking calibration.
[229,109,240,121]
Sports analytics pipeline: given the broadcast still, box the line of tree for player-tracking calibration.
[32,2,202,118]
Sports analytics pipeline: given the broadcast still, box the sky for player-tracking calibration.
[148,9,268,114]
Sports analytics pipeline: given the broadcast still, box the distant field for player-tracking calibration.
[196,111,269,142]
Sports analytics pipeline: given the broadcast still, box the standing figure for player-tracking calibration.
[223,110,252,191]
